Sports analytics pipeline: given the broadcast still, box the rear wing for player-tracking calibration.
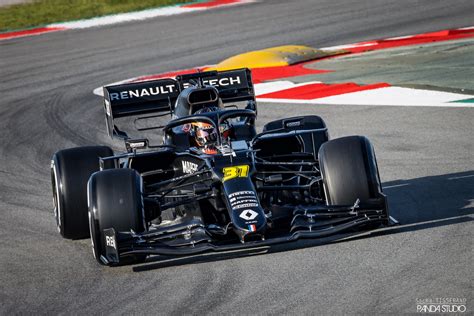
[103,68,254,138]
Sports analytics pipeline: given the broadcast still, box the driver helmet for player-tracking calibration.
[191,122,218,154]
[193,106,232,142]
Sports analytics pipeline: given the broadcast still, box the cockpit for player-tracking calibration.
[165,85,256,154]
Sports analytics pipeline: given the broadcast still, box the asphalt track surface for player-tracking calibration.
[1,0,473,314]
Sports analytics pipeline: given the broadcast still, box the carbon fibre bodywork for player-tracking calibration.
[54,68,392,266]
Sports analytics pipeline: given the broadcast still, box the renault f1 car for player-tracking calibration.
[51,68,392,266]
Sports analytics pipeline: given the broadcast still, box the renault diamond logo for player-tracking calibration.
[239,209,258,221]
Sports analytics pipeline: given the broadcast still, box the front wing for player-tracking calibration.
[100,200,396,265]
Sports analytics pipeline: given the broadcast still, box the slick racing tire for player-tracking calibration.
[318,136,383,206]
[88,169,147,266]
[51,146,113,239]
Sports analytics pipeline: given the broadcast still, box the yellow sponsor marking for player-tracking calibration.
[223,165,249,182]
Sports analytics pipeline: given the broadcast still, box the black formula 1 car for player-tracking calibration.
[51,68,393,266]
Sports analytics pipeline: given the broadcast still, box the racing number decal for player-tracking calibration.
[223,165,249,182]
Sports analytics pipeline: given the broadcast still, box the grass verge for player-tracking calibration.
[0,0,196,32]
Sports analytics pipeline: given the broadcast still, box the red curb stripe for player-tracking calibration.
[258,82,390,100]
[250,63,328,84]
[0,27,66,40]
[182,0,243,8]
[344,28,474,54]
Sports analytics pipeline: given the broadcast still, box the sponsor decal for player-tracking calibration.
[286,120,301,127]
[182,76,242,89]
[105,235,116,249]
[222,165,249,182]
[239,209,259,221]
[129,141,146,149]
[228,191,254,198]
[231,199,258,205]
[233,203,259,210]
[109,85,177,101]
[228,191,260,215]
[182,160,198,174]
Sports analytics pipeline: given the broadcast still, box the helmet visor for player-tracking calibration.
[195,125,217,146]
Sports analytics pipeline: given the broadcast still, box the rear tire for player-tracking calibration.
[88,169,147,266]
[51,146,113,239]
[318,136,383,206]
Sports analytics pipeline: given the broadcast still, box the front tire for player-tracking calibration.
[318,136,384,206]
[88,169,147,266]
[51,146,113,239]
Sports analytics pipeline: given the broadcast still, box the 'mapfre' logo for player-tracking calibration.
[182,160,198,174]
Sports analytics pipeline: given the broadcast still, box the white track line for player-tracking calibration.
[254,80,322,96]
[383,183,410,189]
[448,174,474,180]
[49,1,255,30]
[320,42,376,51]
[49,7,198,29]
[313,87,474,107]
